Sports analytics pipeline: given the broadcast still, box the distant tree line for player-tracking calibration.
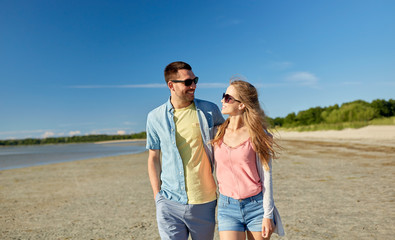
[2,99,394,145]
[0,131,147,146]
[268,99,395,128]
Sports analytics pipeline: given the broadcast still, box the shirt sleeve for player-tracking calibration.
[256,154,274,219]
[145,113,160,150]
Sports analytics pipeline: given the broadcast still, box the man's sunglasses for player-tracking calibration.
[170,77,199,86]
[222,93,241,103]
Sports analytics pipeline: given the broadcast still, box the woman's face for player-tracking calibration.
[221,85,243,115]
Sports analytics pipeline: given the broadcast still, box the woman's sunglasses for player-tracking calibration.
[222,93,241,103]
[170,77,199,86]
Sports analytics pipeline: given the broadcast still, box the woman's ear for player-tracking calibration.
[238,103,246,111]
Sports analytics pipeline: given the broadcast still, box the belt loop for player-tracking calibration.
[251,194,257,203]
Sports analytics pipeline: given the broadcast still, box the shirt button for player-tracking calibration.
[181,187,184,190]
[179,172,182,175]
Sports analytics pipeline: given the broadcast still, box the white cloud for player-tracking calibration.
[0,129,54,140]
[69,84,167,89]
[286,72,318,86]
[42,131,55,138]
[69,130,81,136]
[117,130,126,135]
[3,136,17,140]
[198,83,229,88]
[68,83,232,89]
[88,128,132,135]
[76,81,285,90]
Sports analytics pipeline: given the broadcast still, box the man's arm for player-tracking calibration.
[147,149,161,199]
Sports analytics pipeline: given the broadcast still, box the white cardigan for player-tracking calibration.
[256,154,285,236]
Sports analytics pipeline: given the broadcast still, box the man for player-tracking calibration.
[146,61,224,239]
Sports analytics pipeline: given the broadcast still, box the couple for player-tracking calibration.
[146,61,284,240]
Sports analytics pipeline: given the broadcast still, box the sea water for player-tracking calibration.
[0,141,146,170]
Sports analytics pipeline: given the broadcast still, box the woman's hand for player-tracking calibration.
[262,218,274,239]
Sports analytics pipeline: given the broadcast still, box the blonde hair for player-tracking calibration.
[212,80,278,171]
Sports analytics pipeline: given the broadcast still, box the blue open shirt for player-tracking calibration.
[146,98,225,204]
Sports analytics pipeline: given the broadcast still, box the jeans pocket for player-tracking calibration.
[218,196,229,208]
[155,192,163,204]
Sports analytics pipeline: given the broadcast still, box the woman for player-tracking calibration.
[212,80,284,240]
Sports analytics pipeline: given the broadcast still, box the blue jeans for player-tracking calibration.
[218,192,265,232]
[155,193,216,240]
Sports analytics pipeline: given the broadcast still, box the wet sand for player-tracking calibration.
[1,126,394,239]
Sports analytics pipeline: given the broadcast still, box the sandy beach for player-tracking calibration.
[1,126,394,239]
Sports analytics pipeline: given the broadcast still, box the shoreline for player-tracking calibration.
[0,141,147,171]
[0,139,147,147]
[94,139,146,144]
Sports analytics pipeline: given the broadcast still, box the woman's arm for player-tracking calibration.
[256,154,274,219]
[256,154,275,238]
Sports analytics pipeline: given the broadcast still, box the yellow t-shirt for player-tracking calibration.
[174,103,217,204]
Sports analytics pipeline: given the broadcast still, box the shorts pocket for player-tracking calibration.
[254,199,264,207]
[218,195,229,208]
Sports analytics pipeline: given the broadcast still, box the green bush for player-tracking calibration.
[268,98,394,131]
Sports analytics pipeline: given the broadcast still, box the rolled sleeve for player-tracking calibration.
[146,113,160,150]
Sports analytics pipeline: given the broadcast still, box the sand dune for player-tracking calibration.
[277,125,395,144]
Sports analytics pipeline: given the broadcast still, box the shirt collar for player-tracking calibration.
[166,97,200,113]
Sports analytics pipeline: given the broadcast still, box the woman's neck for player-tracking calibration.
[227,115,245,131]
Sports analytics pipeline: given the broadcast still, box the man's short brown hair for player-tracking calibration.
[164,61,192,83]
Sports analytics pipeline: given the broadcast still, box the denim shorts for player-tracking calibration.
[217,191,265,232]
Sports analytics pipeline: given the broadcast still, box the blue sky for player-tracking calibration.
[1,0,394,140]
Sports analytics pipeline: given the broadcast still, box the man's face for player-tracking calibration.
[168,69,197,104]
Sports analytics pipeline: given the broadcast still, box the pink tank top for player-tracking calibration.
[214,138,262,199]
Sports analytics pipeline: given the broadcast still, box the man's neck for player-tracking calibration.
[170,97,194,109]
